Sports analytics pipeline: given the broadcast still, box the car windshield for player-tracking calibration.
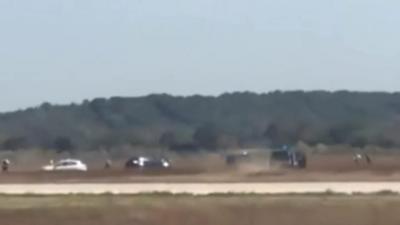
[56,161,77,166]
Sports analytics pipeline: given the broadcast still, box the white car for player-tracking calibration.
[42,159,88,172]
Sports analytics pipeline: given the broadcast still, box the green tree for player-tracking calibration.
[53,137,74,153]
[193,123,220,150]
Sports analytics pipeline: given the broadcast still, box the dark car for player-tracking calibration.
[225,151,250,166]
[270,150,307,169]
[125,156,170,169]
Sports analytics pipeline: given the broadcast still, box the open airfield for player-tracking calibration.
[0,195,400,225]
[0,153,399,225]
[0,153,398,194]
[1,153,400,184]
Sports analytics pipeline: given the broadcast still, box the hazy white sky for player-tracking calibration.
[0,0,399,111]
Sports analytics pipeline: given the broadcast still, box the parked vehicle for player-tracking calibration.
[225,151,250,166]
[42,159,88,171]
[125,156,170,169]
[270,150,307,169]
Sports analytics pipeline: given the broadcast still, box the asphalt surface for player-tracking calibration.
[0,182,399,195]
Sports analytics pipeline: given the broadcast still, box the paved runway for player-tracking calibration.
[0,182,399,195]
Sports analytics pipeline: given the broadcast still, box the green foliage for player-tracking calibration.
[193,123,220,150]
[53,136,75,153]
[0,91,399,152]
[2,136,28,151]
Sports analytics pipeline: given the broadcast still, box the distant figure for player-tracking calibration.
[364,154,372,165]
[353,154,362,164]
[2,159,10,172]
[104,159,112,169]
[49,159,54,169]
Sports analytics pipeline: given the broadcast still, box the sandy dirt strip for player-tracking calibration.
[0,182,398,195]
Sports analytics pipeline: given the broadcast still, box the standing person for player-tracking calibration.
[2,159,10,172]
[104,159,112,169]
[49,159,55,170]
[364,153,372,165]
[353,154,362,165]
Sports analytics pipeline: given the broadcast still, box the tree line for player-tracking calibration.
[0,91,400,152]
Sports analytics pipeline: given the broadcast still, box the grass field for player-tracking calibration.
[0,194,400,225]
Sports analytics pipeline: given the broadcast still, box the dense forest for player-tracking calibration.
[1,91,400,153]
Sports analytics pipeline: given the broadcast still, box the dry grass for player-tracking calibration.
[0,195,399,225]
